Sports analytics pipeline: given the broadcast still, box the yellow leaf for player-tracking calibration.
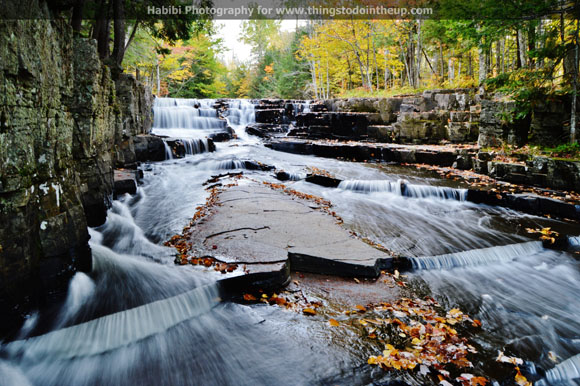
[514,367,531,386]
[411,337,422,345]
[329,318,339,327]
[303,307,316,315]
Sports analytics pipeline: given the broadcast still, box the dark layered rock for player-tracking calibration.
[255,108,284,124]
[70,37,119,227]
[466,189,580,221]
[489,157,580,192]
[246,123,288,138]
[0,5,152,336]
[165,138,215,158]
[295,90,479,144]
[529,97,572,146]
[134,135,166,162]
[305,174,342,188]
[0,15,92,335]
[113,170,139,199]
[209,128,234,142]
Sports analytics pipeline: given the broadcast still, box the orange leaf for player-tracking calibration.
[274,297,287,306]
[355,305,367,312]
[471,377,488,385]
[243,294,256,301]
[303,307,316,315]
[329,318,339,326]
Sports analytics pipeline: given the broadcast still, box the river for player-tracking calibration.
[1,98,579,385]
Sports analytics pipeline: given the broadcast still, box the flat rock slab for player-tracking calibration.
[113,170,138,198]
[190,182,392,281]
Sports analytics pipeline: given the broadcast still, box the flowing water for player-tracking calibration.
[1,98,580,385]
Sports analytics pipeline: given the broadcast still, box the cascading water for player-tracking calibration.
[409,241,544,270]
[152,98,226,134]
[224,99,256,127]
[338,179,468,200]
[2,96,580,385]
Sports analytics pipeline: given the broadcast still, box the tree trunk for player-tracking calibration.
[400,40,412,87]
[125,20,140,51]
[467,51,473,77]
[373,38,379,90]
[93,0,111,60]
[156,60,160,96]
[439,43,445,80]
[537,20,544,69]
[448,56,454,84]
[71,0,84,33]
[384,49,389,91]
[111,0,126,66]
[495,41,501,76]
[516,29,526,68]
[478,45,487,84]
[415,20,422,87]
[310,60,318,98]
[528,22,536,68]
[571,17,579,143]
[326,58,330,99]
[346,55,353,89]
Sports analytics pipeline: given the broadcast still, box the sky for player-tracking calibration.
[215,19,301,64]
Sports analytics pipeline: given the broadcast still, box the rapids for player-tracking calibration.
[1,97,579,385]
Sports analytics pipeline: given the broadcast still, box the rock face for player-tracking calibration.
[0,2,152,335]
[292,89,480,144]
[478,96,573,148]
[187,183,393,281]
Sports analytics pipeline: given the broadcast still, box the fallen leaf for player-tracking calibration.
[329,318,339,327]
[303,307,316,315]
[243,294,256,301]
[514,367,531,386]
[471,376,488,385]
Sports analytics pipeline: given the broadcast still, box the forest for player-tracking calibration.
[63,1,577,99]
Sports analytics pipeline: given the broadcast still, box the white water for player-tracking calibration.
[162,141,173,160]
[339,179,468,200]
[410,241,544,270]
[2,97,580,385]
[152,98,225,132]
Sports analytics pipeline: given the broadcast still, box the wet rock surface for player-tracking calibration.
[186,182,393,286]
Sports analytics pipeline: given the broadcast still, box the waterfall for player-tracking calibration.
[225,99,256,127]
[5,244,220,362]
[163,141,173,160]
[181,138,210,156]
[217,160,248,170]
[409,241,544,270]
[292,100,311,115]
[152,98,226,138]
[338,179,468,201]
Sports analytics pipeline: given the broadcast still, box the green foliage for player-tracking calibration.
[543,142,580,158]
[485,68,562,120]
[226,27,311,99]
[165,34,227,98]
